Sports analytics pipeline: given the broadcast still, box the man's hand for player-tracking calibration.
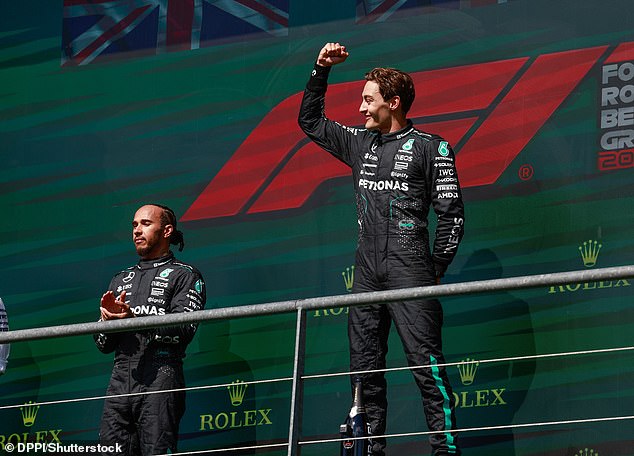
[317,42,349,67]
[100,290,133,320]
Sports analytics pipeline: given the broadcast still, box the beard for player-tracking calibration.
[134,236,157,258]
[134,231,168,259]
[135,244,151,257]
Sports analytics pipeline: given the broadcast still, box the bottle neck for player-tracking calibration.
[349,380,365,417]
[352,381,363,406]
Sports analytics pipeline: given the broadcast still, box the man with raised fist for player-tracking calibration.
[298,43,464,456]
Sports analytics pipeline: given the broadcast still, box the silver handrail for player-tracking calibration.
[1,265,633,456]
[1,266,632,344]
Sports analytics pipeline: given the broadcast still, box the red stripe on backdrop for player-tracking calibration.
[182,47,607,220]
[182,58,519,220]
[408,58,528,117]
[605,41,634,64]
[247,117,477,213]
[181,93,305,220]
[457,46,607,187]
[166,0,194,48]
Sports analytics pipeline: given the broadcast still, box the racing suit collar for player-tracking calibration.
[136,252,174,270]
[376,120,414,142]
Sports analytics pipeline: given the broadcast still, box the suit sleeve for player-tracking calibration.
[427,138,465,277]
[153,269,206,348]
[298,64,360,166]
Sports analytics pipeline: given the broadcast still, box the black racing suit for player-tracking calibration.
[94,253,206,455]
[299,64,464,456]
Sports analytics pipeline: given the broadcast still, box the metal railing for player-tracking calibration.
[1,265,633,455]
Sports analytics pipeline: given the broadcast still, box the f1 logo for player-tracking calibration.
[182,44,619,221]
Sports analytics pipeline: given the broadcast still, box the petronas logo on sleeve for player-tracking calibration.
[438,141,449,156]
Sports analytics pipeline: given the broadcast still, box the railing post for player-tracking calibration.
[287,307,307,456]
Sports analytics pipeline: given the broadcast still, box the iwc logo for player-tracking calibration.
[199,380,273,431]
[549,239,630,294]
[452,358,507,409]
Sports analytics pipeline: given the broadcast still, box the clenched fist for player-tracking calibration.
[317,42,349,67]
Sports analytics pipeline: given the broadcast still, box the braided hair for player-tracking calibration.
[152,204,185,252]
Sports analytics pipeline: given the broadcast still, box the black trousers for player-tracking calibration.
[349,266,460,456]
[99,358,186,455]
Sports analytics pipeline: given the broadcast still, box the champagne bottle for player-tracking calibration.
[340,376,371,456]
[0,298,10,375]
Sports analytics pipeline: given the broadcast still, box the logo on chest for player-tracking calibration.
[358,178,409,192]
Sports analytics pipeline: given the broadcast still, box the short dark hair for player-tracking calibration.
[365,68,415,115]
[151,204,185,252]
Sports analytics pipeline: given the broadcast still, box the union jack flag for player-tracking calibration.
[356,0,508,24]
[62,0,289,66]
